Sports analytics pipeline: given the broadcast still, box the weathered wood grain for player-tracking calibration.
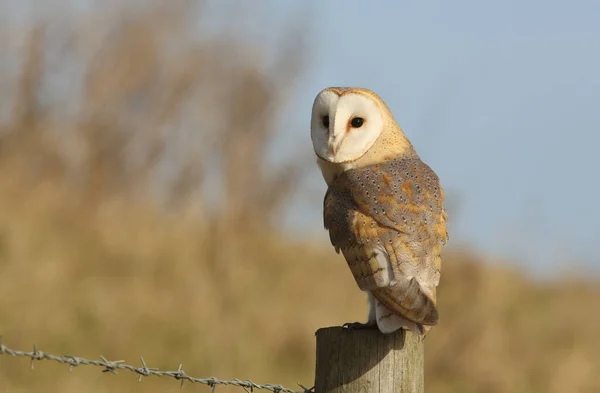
[315,326,424,393]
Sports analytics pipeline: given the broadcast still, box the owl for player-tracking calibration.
[310,87,448,336]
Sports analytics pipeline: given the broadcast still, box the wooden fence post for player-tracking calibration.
[314,326,424,393]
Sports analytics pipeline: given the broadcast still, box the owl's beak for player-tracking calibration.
[328,135,342,156]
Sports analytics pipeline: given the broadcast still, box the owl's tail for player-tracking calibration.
[371,277,439,327]
[372,296,423,335]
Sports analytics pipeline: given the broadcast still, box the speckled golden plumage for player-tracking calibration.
[324,157,448,328]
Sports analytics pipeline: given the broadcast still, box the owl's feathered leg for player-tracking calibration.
[342,292,378,331]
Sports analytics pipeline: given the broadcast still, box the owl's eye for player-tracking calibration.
[322,115,330,128]
[351,117,364,128]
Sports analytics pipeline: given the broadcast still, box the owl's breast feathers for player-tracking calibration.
[323,157,448,326]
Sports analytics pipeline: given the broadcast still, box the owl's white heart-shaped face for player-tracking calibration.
[310,89,384,164]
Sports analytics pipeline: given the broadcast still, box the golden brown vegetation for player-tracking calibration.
[0,3,598,393]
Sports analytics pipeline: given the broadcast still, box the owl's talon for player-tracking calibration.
[342,321,377,331]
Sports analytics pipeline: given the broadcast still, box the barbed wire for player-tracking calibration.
[0,337,313,393]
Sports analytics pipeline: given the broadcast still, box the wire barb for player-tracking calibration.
[0,341,311,393]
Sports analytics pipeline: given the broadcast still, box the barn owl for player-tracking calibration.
[310,87,448,336]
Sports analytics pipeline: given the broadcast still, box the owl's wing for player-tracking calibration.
[324,158,448,326]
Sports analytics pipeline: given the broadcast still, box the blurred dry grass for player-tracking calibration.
[0,2,599,393]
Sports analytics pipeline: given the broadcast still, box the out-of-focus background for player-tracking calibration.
[0,1,599,392]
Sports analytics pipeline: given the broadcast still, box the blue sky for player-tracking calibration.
[2,0,600,275]
[248,0,600,275]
